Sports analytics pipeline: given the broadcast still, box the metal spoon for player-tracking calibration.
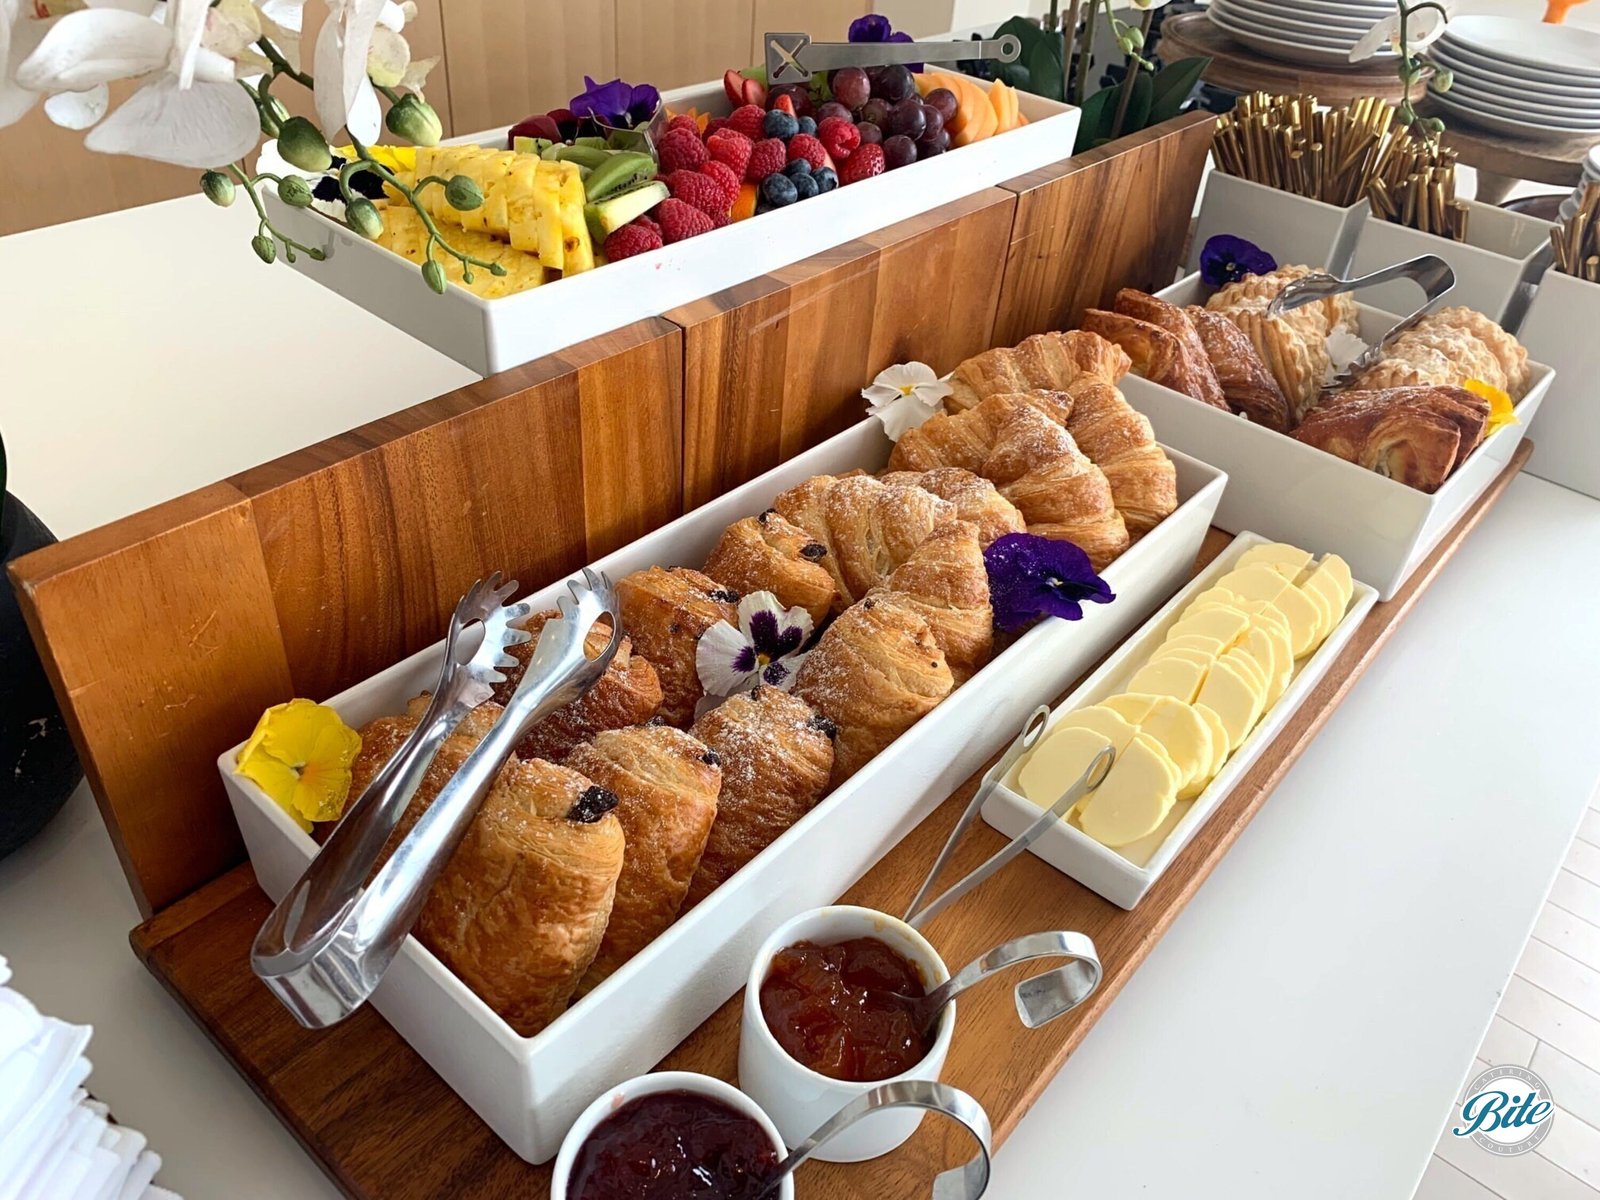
[889,930,1103,1036]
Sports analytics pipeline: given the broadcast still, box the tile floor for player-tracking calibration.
[1415,798,1600,1197]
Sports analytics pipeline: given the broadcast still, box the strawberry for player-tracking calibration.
[656,197,716,243]
[772,92,796,118]
[666,113,699,135]
[745,137,786,182]
[706,128,753,178]
[741,77,768,107]
[604,221,663,261]
[666,169,732,218]
[837,142,885,184]
[785,133,826,171]
[723,68,746,107]
[726,103,767,140]
[699,159,742,206]
[657,126,709,173]
[816,116,860,162]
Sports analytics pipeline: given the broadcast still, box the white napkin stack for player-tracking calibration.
[0,957,182,1200]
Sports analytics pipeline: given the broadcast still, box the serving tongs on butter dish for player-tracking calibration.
[252,569,621,1029]
[1266,253,1456,388]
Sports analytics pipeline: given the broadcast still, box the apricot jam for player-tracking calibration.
[569,1090,778,1200]
[758,936,934,1082]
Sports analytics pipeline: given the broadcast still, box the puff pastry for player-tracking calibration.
[616,567,740,727]
[703,510,836,626]
[1352,307,1531,399]
[1186,305,1292,432]
[947,330,1132,410]
[877,467,1026,548]
[1058,382,1178,540]
[1082,291,1227,409]
[1291,385,1490,492]
[877,519,992,683]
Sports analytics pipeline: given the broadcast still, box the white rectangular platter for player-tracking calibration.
[218,416,1224,1164]
[259,71,1080,375]
[1122,272,1552,601]
[981,531,1378,909]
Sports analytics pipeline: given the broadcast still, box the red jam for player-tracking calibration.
[569,1090,779,1200]
[758,936,934,1082]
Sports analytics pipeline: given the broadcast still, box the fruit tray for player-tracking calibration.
[1122,273,1552,601]
[219,416,1224,1164]
[258,71,1080,376]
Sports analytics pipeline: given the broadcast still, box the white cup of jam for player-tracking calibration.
[551,1070,793,1200]
[739,905,955,1162]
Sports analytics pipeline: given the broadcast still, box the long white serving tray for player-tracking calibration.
[218,416,1224,1164]
[1120,272,1552,600]
[981,530,1378,909]
[258,71,1081,375]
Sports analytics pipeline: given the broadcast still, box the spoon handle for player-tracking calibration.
[920,930,1102,1032]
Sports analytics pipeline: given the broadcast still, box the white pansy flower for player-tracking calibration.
[862,361,952,441]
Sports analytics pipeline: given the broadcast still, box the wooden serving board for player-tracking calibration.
[129,440,1531,1199]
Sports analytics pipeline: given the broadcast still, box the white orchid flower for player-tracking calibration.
[862,361,952,441]
[0,0,53,127]
[313,0,409,142]
[1349,5,1447,63]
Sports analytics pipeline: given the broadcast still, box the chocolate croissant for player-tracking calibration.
[684,686,835,907]
[567,725,722,993]
[1186,305,1291,432]
[794,593,955,786]
[703,511,835,626]
[877,520,992,683]
[1292,385,1490,492]
[616,567,740,727]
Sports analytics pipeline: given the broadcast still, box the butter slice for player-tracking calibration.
[1057,706,1141,752]
[1102,693,1158,726]
[1158,633,1227,659]
[1236,543,1314,578]
[1133,696,1214,799]
[1128,656,1208,704]
[1017,725,1119,814]
[1218,563,1295,605]
[1193,703,1231,783]
[1221,645,1270,696]
[1152,646,1217,674]
[1243,624,1290,706]
[1196,656,1264,751]
[1077,732,1180,847]
[1168,606,1251,648]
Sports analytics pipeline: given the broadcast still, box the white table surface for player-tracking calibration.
[3,197,1600,1200]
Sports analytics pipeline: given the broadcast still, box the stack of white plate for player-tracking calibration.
[1206,0,1399,67]
[1560,145,1600,223]
[1429,16,1600,139]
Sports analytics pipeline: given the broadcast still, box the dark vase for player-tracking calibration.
[1,494,83,859]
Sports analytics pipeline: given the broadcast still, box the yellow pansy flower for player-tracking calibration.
[335,144,416,174]
[1465,379,1518,438]
[235,700,362,832]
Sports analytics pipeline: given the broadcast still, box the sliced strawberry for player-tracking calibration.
[773,92,796,117]
[741,77,768,107]
[723,68,746,107]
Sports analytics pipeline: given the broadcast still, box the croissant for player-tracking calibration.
[616,567,740,727]
[1292,386,1490,492]
[948,330,1131,411]
[1083,290,1228,409]
[794,592,955,786]
[567,725,722,993]
[876,520,992,683]
[703,511,836,626]
[1058,382,1178,540]
[1186,305,1292,432]
[684,686,835,907]
[489,612,662,760]
[877,467,1025,548]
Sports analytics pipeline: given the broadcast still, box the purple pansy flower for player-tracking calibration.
[696,591,814,697]
[1199,234,1277,288]
[848,13,921,72]
[569,76,662,129]
[984,533,1115,633]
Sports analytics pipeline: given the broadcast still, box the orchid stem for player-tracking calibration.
[256,37,313,90]
[345,136,507,277]
[1109,8,1154,140]
[226,163,326,262]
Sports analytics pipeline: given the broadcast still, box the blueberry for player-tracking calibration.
[797,116,817,136]
[814,167,838,193]
[762,109,799,140]
[760,172,799,207]
[783,157,812,179]
[792,172,819,200]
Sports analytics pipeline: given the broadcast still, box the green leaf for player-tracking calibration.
[1119,71,1155,137]
[1074,84,1119,152]
[995,61,1032,90]
[1026,39,1065,102]
[1148,56,1211,125]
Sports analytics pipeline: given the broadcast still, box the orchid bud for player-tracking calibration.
[277,175,314,208]
[1431,66,1454,94]
[444,174,483,211]
[422,259,447,294]
[278,117,333,173]
[251,235,277,264]
[346,198,384,240]
[386,95,442,147]
[259,95,289,138]
[201,171,235,208]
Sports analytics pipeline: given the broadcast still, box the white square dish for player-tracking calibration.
[980,531,1378,910]
[1119,272,1552,601]
[218,417,1225,1164]
[259,71,1080,375]
[1186,172,1367,279]
[1520,268,1600,501]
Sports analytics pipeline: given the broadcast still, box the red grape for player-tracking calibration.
[882,134,918,169]
[859,98,890,127]
[876,65,915,103]
[885,98,926,140]
[924,87,959,124]
[920,105,944,139]
[916,129,950,156]
[855,121,883,145]
[815,100,852,125]
[831,67,870,111]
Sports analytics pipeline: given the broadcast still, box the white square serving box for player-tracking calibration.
[1119,272,1553,601]
[1186,171,1368,280]
[218,418,1225,1164]
[981,531,1378,909]
[259,71,1081,375]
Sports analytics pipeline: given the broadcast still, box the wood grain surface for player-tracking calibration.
[990,113,1213,347]
[130,439,1531,1200]
[8,319,683,916]
[668,188,1018,511]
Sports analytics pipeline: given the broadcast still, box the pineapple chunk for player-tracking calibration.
[531,161,566,272]
[505,159,542,256]
[556,161,595,274]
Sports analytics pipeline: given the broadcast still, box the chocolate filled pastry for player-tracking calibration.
[1291,385,1490,492]
[876,520,992,683]
[703,511,836,627]
[616,567,740,727]
[684,686,835,907]
[1185,306,1292,432]
[877,467,1025,548]
[794,593,955,786]
[566,725,722,993]
[488,612,662,761]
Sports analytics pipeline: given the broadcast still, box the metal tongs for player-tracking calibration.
[1265,253,1456,388]
[251,569,621,1028]
[904,706,1113,930]
[764,31,1020,85]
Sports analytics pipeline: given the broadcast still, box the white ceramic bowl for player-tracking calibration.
[551,1071,792,1200]
[739,906,954,1163]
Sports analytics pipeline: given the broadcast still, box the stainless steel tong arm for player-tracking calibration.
[764,32,1020,84]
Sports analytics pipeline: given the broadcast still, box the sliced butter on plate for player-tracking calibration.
[1128,655,1208,704]
[1220,566,1321,657]
[1235,542,1314,578]
[1077,732,1181,848]
[1017,723,1129,815]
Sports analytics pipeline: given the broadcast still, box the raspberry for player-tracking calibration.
[656,197,715,243]
[786,133,826,170]
[726,103,766,140]
[704,117,728,137]
[838,143,884,184]
[699,160,741,205]
[635,214,661,239]
[709,211,731,229]
[706,128,752,178]
[657,126,708,173]
[666,113,699,135]
[744,137,786,182]
[816,116,860,162]
[666,169,732,217]
[603,221,663,261]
